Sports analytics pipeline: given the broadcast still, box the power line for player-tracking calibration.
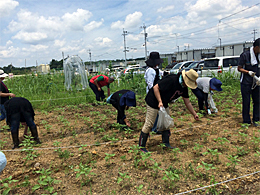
[219,2,260,21]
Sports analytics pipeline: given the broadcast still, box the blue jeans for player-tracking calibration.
[191,88,205,110]
[0,104,6,121]
[10,112,36,134]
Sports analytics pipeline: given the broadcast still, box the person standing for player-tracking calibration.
[192,77,222,114]
[108,90,136,128]
[144,52,164,134]
[89,75,114,101]
[238,38,260,126]
[0,70,15,122]
[139,69,200,152]
[4,97,41,149]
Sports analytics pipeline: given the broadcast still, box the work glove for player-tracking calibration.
[207,109,212,115]
[212,108,218,113]
[248,71,256,77]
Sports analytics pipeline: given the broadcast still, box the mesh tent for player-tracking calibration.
[63,55,88,90]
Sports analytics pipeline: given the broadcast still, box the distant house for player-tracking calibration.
[37,64,50,73]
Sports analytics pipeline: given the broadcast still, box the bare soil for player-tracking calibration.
[0,97,260,195]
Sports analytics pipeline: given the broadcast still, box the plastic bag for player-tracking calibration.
[106,93,113,104]
[208,93,218,113]
[157,107,174,131]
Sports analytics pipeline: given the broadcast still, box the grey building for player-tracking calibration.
[176,49,215,62]
[215,41,253,57]
[174,41,254,62]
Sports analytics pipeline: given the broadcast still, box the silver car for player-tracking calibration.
[197,56,239,77]
[169,61,194,74]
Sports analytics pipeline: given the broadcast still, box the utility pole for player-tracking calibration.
[122,28,129,67]
[140,23,148,60]
[88,49,92,70]
[218,38,222,56]
[252,29,257,41]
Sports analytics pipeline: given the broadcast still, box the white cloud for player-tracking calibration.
[60,45,81,53]
[84,19,104,32]
[54,39,66,47]
[6,8,102,45]
[0,46,19,58]
[111,11,142,29]
[185,0,243,22]
[62,8,92,31]
[128,34,140,41]
[6,40,13,46]
[0,0,19,17]
[12,31,48,43]
[22,44,48,52]
[94,37,112,46]
[157,5,174,13]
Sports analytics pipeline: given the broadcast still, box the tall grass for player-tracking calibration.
[5,72,146,110]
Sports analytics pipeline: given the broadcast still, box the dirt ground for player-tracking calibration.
[0,98,260,194]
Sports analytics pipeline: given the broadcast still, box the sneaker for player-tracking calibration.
[164,143,175,149]
[140,147,149,153]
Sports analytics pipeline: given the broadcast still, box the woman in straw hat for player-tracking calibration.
[139,69,200,153]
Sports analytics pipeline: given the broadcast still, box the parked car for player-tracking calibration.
[169,61,194,74]
[124,67,146,75]
[197,56,239,77]
[183,61,204,72]
[165,62,178,70]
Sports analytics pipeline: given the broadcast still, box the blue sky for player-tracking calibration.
[0,0,259,67]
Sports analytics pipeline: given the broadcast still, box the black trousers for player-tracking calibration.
[89,82,105,101]
[241,83,260,124]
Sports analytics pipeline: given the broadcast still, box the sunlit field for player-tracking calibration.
[1,71,259,195]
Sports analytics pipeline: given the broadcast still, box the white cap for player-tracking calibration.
[0,70,8,78]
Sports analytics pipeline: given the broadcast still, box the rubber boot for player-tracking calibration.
[139,131,149,153]
[11,132,20,149]
[162,130,174,149]
[30,126,41,144]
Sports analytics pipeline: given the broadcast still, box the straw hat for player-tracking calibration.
[0,70,8,78]
[182,69,198,89]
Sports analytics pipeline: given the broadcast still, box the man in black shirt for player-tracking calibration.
[238,38,260,126]
[139,69,200,152]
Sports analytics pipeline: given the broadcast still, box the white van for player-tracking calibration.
[197,56,240,77]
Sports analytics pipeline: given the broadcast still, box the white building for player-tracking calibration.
[37,64,50,73]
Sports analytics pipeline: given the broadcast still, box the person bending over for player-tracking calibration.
[139,69,199,153]
[108,90,136,129]
[192,77,222,115]
[89,75,114,101]
[4,97,41,149]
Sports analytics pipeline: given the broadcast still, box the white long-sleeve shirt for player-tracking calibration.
[144,67,163,94]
